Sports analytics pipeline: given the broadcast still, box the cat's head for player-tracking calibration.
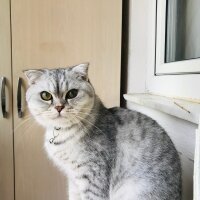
[24,63,95,128]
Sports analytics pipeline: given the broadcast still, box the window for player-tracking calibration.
[155,0,200,75]
[144,0,200,101]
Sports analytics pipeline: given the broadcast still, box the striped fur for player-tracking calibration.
[24,63,182,200]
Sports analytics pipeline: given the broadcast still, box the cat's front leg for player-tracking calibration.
[68,180,81,200]
[80,185,108,200]
[75,175,108,200]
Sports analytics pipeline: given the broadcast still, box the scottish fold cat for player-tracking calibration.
[24,63,182,200]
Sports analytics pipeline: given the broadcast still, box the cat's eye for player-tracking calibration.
[66,89,78,99]
[40,91,52,101]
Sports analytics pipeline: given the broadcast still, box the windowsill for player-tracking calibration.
[124,93,200,124]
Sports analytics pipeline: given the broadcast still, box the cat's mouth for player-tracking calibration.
[44,112,76,125]
[54,113,71,121]
[57,114,64,118]
[48,113,65,120]
[56,113,64,118]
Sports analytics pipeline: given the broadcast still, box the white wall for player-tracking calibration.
[125,1,197,199]
[126,0,147,93]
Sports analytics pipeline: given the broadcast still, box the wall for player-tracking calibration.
[125,0,147,94]
[124,1,197,199]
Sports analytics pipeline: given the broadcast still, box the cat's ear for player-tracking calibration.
[23,69,45,85]
[71,63,89,81]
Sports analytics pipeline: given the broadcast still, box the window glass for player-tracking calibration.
[165,0,200,63]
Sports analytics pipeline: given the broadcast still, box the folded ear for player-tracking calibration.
[71,63,89,81]
[23,69,45,85]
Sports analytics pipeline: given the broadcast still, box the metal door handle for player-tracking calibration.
[17,77,23,118]
[1,77,7,118]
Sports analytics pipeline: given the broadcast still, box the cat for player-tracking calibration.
[24,63,182,200]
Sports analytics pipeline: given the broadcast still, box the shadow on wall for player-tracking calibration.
[120,0,129,107]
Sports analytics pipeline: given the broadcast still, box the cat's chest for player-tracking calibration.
[44,128,77,157]
[45,136,79,164]
[44,130,87,175]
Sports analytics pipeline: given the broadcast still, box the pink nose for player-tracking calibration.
[55,105,65,113]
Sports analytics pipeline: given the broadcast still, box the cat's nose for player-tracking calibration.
[55,105,65,113]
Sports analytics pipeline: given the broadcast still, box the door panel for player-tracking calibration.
[0,0,14,200]
[11,0,122,199]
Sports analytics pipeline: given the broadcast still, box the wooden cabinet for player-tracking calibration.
[0,0,122,199]
[0,0,14,200]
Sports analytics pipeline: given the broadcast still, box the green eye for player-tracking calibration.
[66,89,78,99]
[40,91,52,101]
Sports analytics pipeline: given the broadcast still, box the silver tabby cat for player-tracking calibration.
[24,63,182,200]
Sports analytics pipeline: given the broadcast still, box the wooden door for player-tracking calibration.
[0,0,14,200]
[11,0,122,199]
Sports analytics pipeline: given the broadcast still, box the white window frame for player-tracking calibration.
[156,0,200,75]
[146,0,200,101]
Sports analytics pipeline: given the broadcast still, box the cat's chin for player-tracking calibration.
[50,117,76,128]
[34,115,76,129]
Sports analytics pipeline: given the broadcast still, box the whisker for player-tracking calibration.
[75,115,106,136]
[69,111,101,116]
[14,112,50,131]
[71,115,111,166]
[14,117,35,131]
[16,120,39,138]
